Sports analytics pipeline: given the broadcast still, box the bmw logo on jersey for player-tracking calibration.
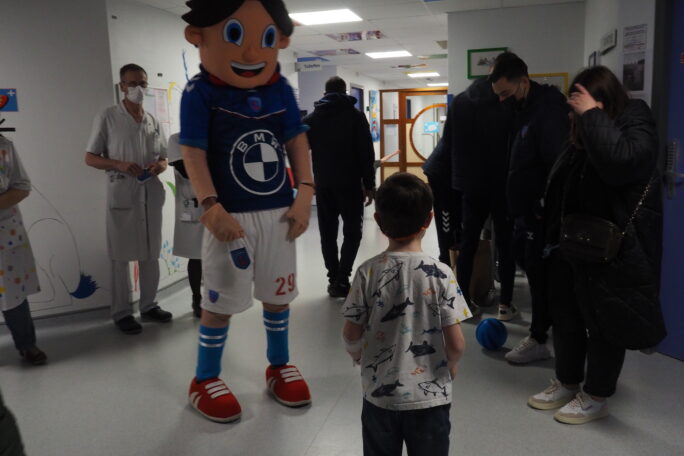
[230,129,286,196]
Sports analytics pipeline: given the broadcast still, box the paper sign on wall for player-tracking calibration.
[0,89,19,112]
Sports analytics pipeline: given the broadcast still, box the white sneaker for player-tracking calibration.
[497,304,519,321]
[528,379,578,410]
[505,336,551,364]
[554,392,609,424]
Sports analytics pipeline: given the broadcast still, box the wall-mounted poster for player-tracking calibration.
[623,52,646,92]
[467,47,507,79]
[530,72,569,95]
[369,90,380,142]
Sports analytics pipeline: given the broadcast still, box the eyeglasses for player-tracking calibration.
[122,81,149,88]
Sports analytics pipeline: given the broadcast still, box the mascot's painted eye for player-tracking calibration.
[262,25,277,48]
[224,19,244,46]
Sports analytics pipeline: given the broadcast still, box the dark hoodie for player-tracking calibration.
[304,92,375,190]
[507,80,570,217]
[446,77,513,194]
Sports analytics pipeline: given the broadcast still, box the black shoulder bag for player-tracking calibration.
[559,177,653,264]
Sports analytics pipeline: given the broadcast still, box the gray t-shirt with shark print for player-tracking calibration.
[342,251,472,411]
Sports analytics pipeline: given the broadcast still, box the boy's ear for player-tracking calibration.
[423,211,434,228]
[278,33,290,50]
[185,25,203,46]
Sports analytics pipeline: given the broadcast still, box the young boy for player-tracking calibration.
[342,173,470,456]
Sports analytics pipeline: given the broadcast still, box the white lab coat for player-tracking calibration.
[0,136,40,312]
[167,133,202,259]
[86,102,167,261]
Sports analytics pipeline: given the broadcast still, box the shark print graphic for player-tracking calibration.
[371,380,404,398]
[421,326,440,335]
[343,303,368,322]
[365,345,396,373]
[405,341,437,357]
[440,292,456,310]
[418,379,449,398]
[373,262,403,297]
[414,261,447,279]
[427,301,440,317]
[380,297,414,322]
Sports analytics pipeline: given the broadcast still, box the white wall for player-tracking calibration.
[0,0,115,317]
[448,2,585,95]
[583,0,656,105]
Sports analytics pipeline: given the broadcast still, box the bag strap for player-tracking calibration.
[622,176,654,236]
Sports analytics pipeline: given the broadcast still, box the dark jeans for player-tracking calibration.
[513,216,551,344]
[457,191,515,306]
[0,391,25,456]
[187,259,202,299]
[427,178,462,265]
[2,300,36,351]
[362,400,450,456]
[316,186,364,284]
[548,256,626,398]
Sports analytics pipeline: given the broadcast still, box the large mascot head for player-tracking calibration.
[183,0,294,89]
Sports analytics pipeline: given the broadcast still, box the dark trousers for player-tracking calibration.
[187,259,202,299]
[548,257,626,398]
[316,186,364,283]
[513,216,551,343]
[427,178,462,265]
[362,400,450,456]
[457,191,515,306]
[0,391,25,456]
[2,300,36,351]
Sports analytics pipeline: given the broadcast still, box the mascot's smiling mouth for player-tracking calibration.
[232,62,266,78]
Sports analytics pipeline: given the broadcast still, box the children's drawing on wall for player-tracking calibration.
[26,186,100,310]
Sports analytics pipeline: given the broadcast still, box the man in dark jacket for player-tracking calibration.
[490,52,570,363]
[446,78,516,317]
[422,138,462,266]
[304,77,376,297]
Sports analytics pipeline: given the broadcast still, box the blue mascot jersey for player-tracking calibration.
[179,66,308,213]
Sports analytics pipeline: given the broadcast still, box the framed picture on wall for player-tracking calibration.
[467,47,507,79]
[588,51,598,67]
[530,72,570,95]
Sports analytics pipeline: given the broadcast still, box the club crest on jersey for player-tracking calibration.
[248,96,262,113]
[230,129,287,196]
[230,248,251,270]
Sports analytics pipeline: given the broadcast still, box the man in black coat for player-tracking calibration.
[0,390,25,456]
[490,52,570,363]
[447,78,516,317]
[304,77,376,297]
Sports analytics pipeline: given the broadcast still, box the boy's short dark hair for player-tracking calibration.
[119,63,147,80]
[488,52,528,83]
[375,173,433,240]
[325,76,347,94]
[182,0,294,37]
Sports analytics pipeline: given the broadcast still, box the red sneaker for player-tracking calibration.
[265,365,312,407]
[188,377,242,423]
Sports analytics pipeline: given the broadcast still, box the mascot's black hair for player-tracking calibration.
[182,0,294,36]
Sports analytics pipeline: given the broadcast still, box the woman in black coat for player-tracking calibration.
[527,66,666,424]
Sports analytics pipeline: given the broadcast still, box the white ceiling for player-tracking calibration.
[136,0,582,88]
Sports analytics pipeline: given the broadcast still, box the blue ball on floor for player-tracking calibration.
[476,318,508,351]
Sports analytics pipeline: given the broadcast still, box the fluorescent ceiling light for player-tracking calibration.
[290,9,362,26]
[408,72,440,78]
[428,82,449,87]
[366,50,412,59]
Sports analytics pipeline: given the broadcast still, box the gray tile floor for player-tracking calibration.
[1,212,684,456]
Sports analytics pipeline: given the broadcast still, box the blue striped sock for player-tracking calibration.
[195,325,228,382]
[264,309,289,367]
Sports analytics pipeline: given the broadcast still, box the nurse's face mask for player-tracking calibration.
[183,1,291,89]
[121,70,148,105]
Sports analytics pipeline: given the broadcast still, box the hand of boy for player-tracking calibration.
[200,203,245,242]
[284,190,312,240]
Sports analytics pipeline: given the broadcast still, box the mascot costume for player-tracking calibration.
[180,0,314,422]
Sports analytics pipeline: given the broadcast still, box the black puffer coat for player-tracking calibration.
[545,99,666,349]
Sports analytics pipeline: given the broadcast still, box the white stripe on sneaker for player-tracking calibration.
[284,376,304,383]
[206,380,226,389]
[207,385,227,395]
[210,390,231,399]
[280,367,298,374]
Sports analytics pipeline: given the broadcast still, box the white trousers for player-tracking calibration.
[111,260,160,322]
